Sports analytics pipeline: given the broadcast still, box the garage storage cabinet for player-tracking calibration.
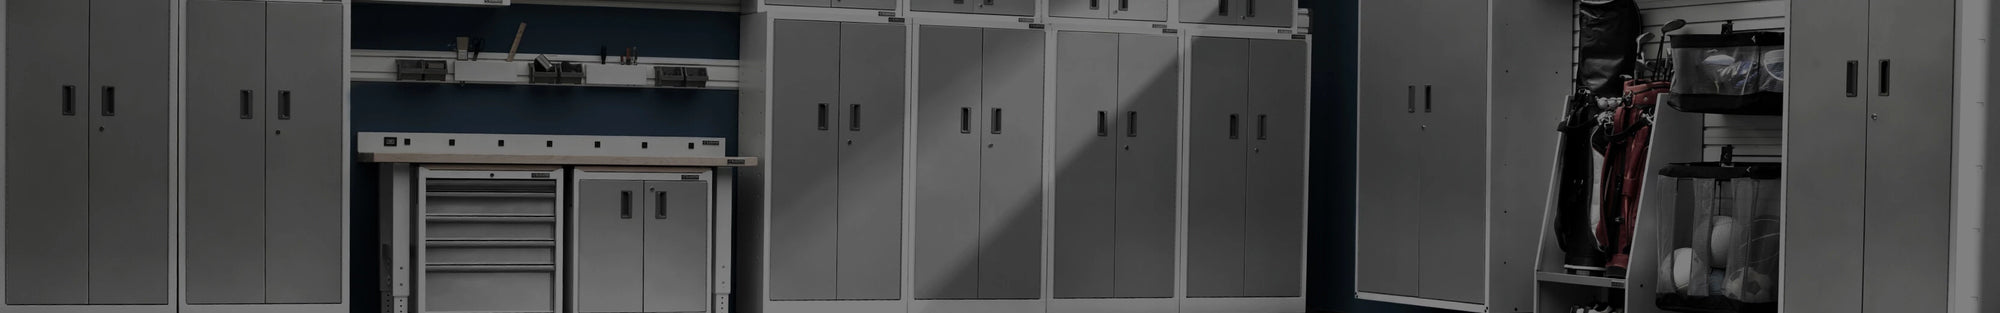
[1050,29,1180,301]
[913,25,1047,301]
[1185,36,1307,299]
[572,168,717,313]
[1786,0,1970,312]
[387,165,566,313]
[184,0,346,306]
[1353,0,1571,312]
[6,0,350,311]
[740,14,908,312]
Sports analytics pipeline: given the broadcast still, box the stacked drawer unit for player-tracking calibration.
[411,165,566,313]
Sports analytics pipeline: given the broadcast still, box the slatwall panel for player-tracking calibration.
[1579,0,1789,162]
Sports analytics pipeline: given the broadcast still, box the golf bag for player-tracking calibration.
[1597,80,1665,276]
[1555,93,1608,271]
[1576,0,1644,96]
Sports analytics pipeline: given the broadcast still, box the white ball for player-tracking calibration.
[1725,267,1776,303]
[1671,248,1705,293]
[1657,253,1678,294]
[1709,216,1739,265]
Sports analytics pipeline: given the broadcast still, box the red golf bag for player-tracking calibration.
[1597,80,1665,276]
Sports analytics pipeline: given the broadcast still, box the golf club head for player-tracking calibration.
[1662,19,1688,34]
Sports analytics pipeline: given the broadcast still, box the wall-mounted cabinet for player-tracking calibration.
[1184,36,1306,299]
[1178,0,1293,27]
[1049,0,1167,21]
[911,0,1034,16]
[7,0,176,307]
[1049,30,1179,300]
[184,0,347,305]
[913,25,1047,300]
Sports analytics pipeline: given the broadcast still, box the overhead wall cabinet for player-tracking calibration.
[1179,0,1293,27]
[913,25,1047,301]
[1785,0,1987,312]
[1048,0,1167,21]
[1184,36,1307,299]
[910,0,1034,16]
[1352,0,1570,312]
[1049,29,1180,301]
[740,13,909,312]
[6,0,350,312]
[184,0,347,307]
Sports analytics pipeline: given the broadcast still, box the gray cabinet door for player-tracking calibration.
[835,22,908,300]
[87,0,174,304]
[1112,33,1179,298]
[1863,0,1955,311]
[1049,0,1107,19]
[263,2,345,303]
[1415,0,1487,303]
[577,180,645,313]
[1353,0,1422,297]
[1782,1,1868,312]
[1185,37,1250,298]
[768,19,844,301]
[4,0,92,305]
[912,0,975,15]
[186,0,269,304]
[1242,39,1306,297]
[914,25,985,300]
[1051,31,1122,299]
[1240,0,1293,27]
[767,0,831,9]
[644,180,713,312]
[1107,0,1167,21]
[1178,0,1230,24]
[976,28,1045,299]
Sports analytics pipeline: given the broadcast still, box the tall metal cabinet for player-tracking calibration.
[1049,30,1179,300]
[1185,36,1306,299]
[740,14,908,309]
[573,168,715,313]
[5,0,175,307]
[1787,0,1958,312]
[913,25,1046,301]
[1352,1,1567,312]
[184,0,346,307]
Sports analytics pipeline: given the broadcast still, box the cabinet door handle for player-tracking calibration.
[278,90,293,120]
[1878,59,1891,97]
[1089,0,1099,10]
[984,0,994,6]
[1218,0,1229,16]
[1228,114,1240,139]
[850,104,862,131]
[620,191,634,219]
[61,85,76,116]
[818,103,831,131]
[991,108,1003,134]
[1257,114,1269,140]
[655,191,669,219]
[960,107,972,134]
[1096,111,1108,137]
[1423,85,1433,113]
[1126,111,1138,137]
[101,86,116,116]
[1118,0,1128,11]
[1244,0,1254,17]
[1405,86,1415,113]
[239,90,255,119]
[1846,61,1859,97]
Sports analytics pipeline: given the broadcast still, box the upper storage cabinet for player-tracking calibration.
[1050,0,1166,21]
[1179,0,1293,27]
[766,0,896,12]
[912,0,1035,16]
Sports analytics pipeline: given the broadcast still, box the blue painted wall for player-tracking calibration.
[346,4,741,313]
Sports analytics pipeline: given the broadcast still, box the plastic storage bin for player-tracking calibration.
[1666,32,1785,115]
[1652,162,1780,313]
